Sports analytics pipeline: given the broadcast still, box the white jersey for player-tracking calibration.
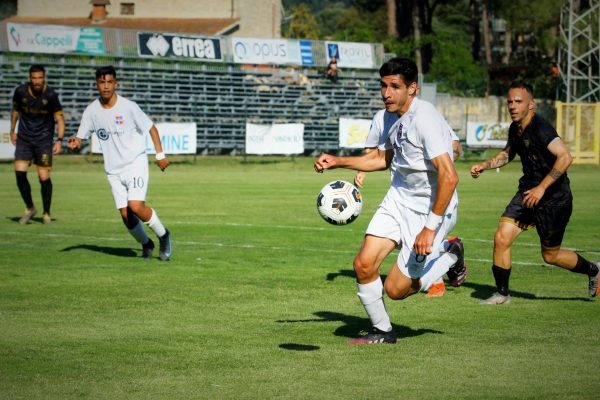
[365,110,399,148]
[379,97,458,214]
[77,94,153,174]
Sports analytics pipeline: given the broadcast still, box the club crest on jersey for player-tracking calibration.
[115,115,124,125]
[97,128,109,141]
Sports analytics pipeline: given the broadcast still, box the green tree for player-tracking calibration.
[283,3,322,39]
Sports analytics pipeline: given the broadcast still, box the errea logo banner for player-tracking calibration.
[138,33,222,61]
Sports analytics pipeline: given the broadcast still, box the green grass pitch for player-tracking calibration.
[1,156,599,399]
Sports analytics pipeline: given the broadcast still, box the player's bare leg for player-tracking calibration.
[349,235,397,344]
[37,166,52,224]
[542,246,600,298]
[120,206,153,260]
[128,200,171,261]
[481,222,521,304]
[15,160,36,224]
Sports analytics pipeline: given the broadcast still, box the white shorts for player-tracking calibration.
[366,193,457,279]
[106,155,149,210]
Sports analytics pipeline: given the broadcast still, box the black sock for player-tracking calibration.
[15,171,34,209]
[40,178,52,215]
[570,254,599,277]
[492,264,511,296]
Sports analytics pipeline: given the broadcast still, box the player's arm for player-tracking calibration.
[52,112,65,155]
[470,144,513,178]
[314,148,391,173]
[354,147,377,188]
[148,125,169,171]
[522,137,573,208]
[9,109,19,145]
[413,152,458,256]
[452,139,463,161]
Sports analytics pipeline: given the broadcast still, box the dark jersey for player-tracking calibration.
[506,113,570,203]
[12,83,63,139]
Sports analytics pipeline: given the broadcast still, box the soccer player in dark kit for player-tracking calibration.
[471,80,600,304]
[10,64,65,224]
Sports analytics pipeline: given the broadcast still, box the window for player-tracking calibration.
[120,3,135,15]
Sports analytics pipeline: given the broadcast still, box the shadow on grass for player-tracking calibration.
[463,281,590,302]
[277,310,442,345]
[326,269,387,283]
[7,216,53,224]
[278,343,320,351]
[61,244,138,258]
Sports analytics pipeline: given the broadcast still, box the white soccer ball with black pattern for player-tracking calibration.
[317,180,363,225]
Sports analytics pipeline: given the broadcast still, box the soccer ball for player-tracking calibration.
[317,180,363,225]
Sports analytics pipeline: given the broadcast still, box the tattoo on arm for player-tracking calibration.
[548,168,563,180]
[486,151,510,169]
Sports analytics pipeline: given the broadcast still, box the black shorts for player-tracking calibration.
[500,190,573,248]
[14,135,53,168]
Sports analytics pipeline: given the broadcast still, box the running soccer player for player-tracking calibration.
[68,66,172,261]
[314,57,466,344]
[471,80,599,304]
[354,109,467,298]
[10,64,65,224]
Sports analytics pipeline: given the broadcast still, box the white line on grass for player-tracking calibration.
[4,229,597,264]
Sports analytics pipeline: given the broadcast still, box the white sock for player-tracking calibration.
[357,278,392,332]
[128,220,150,244]
[420,253,458,291]
[144,209,166,238]
[438,239,450,253]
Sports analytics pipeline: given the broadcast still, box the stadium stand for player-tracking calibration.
[0,54,382,155]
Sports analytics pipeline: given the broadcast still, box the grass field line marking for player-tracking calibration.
[4,229,593,264]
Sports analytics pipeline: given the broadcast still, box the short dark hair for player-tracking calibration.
[509,80,534,98]
[95,66,117,80]
[29,64,45,75]
[379,57,418,85]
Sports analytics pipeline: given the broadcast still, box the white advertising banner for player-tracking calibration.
[339,118,371,149]
[0,120,16,160]
[245,123,304,155]
[232,38,302,65]
[7,23,104,54]
[91,122,197,154]
[466,122,510,148]
[325,41,375,69]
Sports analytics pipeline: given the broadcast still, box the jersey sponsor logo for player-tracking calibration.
[97,128,109,141]
[115,115,124,125]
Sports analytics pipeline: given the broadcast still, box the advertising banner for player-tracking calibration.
[138,33,222,61]
[0,120,16,160]
[466,122,510,148]
[232,38,304,65]
[325,41,375,69]
[245,123,304,155]
[339,118,371,149]
[92,123,197,154]
[7,23,104,55]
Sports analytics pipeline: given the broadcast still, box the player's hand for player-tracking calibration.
[52,141,62,155]
[9,132,16,145]
[523,186,545,208]
[413,228,435,256]
[67,137,82,150]
[157,158,170,171]
[354,171,366,188]
[470,164,485,178]
[314,153,337,173]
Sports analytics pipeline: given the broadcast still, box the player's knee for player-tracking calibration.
[494,230,512,250]
[384,280,414,300]
[353,255,374,282]
[541,249,559,265]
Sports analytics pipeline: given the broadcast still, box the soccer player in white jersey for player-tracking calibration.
[354,109,467,298]
[314,57,466,344]
[68,66,172,261]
